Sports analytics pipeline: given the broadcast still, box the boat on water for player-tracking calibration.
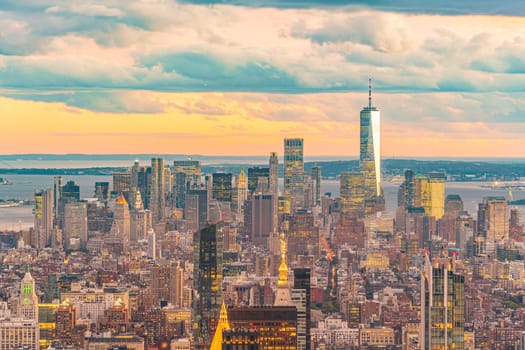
[0,178,10,185]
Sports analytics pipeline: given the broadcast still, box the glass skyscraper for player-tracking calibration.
[360,80,381,201]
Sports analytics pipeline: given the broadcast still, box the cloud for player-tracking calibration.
[1,0,525,119]
[177,0,525,16]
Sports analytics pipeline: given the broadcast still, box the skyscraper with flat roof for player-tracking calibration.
[360,80,381,206]
[150,158,166,224]
[420,255,464,350]
[284,138,304,214]
[193,224,224,350]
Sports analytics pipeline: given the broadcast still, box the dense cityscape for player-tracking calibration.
[0,88,524,350]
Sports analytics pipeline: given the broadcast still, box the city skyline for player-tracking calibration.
[2,1,525,157]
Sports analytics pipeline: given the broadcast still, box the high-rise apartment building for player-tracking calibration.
[360,80,381,203]
[193,224,224,350]
[420,255,464,350]
[284,138,304,214]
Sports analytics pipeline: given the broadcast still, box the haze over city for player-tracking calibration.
[2,1,525,156]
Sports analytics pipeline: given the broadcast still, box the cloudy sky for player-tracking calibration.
[2,0,525,157]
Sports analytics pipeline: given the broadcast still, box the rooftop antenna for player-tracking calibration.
[368,77,372,109]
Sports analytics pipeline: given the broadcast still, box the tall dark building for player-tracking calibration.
[94,182,109,203]
[420,255,464,350]
[187,189,209,230]
[62,181,80,203]
[246,194,276,247]
[248,167,270,193]
[212,173,233,202]
[150,158,166,224]
[131,161,151,209]
[193,224,224,350]
[293,268,311,350]
[310,166,321,206]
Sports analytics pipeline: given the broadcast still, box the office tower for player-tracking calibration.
[131,207,150,243]
[237,168,248,213]
[131,161,150,209]
[284,138,304,214]
[63,202,87,250]
[94,182,109,202]
[19,272,38,320]
[150,158,166,224]
[248,167,270,193]
[186,189,208,230]
[34,188,53,249]
[445,194,464,218]
[456,212,474,252]
[477,196,509,255]
[274,233,292,306]
[427,172,445,220]
[292,268,311,350]
[228,306,297,350]
[173,159,201,187]
[212,173,233,202]
[112,171,132,200]
[360,80,381,205]
[147,228,156,260]
[310,166,321,206]
[193,224,224,350]
[288,210,319,259]
[61,180,80,203]
[340,172,365,217]
[398,169,415,209]
[173,172,187,209]
[420,255,464,350]
[112,193,131,252]
[53,176,62,216]
[247,194,277,247]
[150,264,185,307]
[269,152,279,197]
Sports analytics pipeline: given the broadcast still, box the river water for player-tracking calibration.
[0,175,523,231]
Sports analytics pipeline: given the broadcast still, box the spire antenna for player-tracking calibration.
[368,77,372,109]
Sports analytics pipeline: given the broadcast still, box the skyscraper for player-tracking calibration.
[340,172,365,216]
[284,138,304,214]
[149,158,166,224]
[360,80,381,204]
[237,168,248,213]
[310,166,321,206]
[292,268,311,350]
[269,152,279,197]
[477,196,509,255]
[420,255,464,350]
[193,224,224,350]
[63,202,87,250]
[112,193,131,252]
[34,189,53,249]
[212,173,233,202]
